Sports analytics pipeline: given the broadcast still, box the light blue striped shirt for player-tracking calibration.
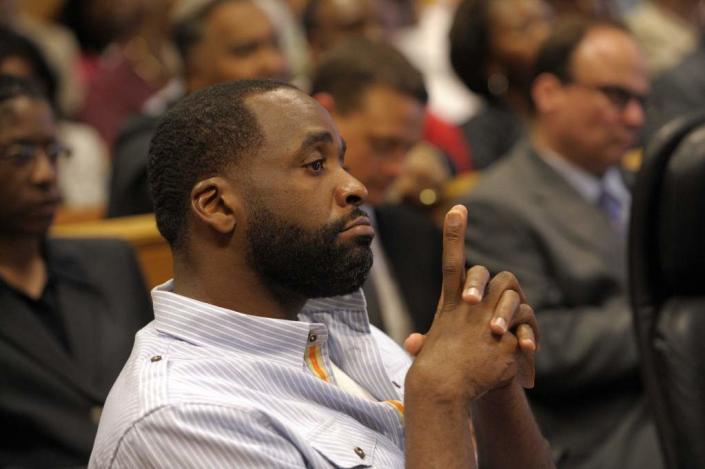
[89,281,411,468]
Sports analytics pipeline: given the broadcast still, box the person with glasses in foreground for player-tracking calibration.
[90,79,553,468]
[460,17,661,469]
[0,75,153,467]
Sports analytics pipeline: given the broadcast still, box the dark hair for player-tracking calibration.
[449,0,494,100]
[533,16,627,82]
[0,26,58,109]
[310,37,427,114]
[148,79,297,249]
[0,74,48,108]
[172,0,245,63]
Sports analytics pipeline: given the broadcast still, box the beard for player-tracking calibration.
[245,204,373,300]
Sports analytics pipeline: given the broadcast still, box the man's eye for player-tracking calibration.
[6,144,35,166]
[306,159,325,172]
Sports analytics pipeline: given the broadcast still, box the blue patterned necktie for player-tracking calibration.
[598,185,624,234]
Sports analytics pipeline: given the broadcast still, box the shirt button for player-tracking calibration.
[150,355,162,362]
[308,333,317,343]
[354,447,366,459]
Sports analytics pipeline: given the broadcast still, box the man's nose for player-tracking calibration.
[259,45,288,79]
[334,171,368,207]
[381,151,407,180]
[30,150,58,186]
[623,97,646,129]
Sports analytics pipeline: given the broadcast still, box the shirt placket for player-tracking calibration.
[304,325,334,383]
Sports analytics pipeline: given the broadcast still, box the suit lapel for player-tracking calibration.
[0,287,102,401]
[47,241,108,399]
[521,148,626,278]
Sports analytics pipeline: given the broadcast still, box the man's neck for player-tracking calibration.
[172,254,307,321]
[0,234,47,299]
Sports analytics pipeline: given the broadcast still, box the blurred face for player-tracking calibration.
[0,97,61,237]
[487,0,553,85]
[544,27,649,176]
[332,85,425,206]
[240,89,372,298]
[186,0,289,92]
[309,0,380,61]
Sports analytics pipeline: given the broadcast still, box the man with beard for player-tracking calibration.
[0,76,152,467]
[89,79,553,468]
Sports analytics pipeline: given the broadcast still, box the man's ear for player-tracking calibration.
[531,73,564,114]
[313,92,337,115]
[190,177,241,235]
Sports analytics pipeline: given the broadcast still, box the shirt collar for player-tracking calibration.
[151,280,370,370]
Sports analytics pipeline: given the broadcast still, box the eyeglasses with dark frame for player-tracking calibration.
[0,141,72,169]
[567,82,649,111]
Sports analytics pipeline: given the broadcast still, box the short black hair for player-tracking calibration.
[148,79,297,249]
[310,36,427,114]
[0,74,47,108]
[533,16,628,83]
[449,0,494,100]
[172,0,246,63]
[0,26,58,109]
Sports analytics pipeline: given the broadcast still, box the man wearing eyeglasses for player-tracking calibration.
[459,17,661,469]
[0,75,153,467]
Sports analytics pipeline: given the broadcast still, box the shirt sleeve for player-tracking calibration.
[109,403,307,468]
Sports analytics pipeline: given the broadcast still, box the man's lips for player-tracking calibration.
[339,216,375,239]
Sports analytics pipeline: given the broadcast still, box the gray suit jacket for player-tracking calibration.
[461,143,662,469]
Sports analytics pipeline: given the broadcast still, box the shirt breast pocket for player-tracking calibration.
[308,418,377,468]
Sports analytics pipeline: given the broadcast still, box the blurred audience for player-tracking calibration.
[78,0,180,148]
[0,75,152,467]
[311,37,443,343]
[392,0,480,126]
[303,0,382,66]
[626,0,705,76]
[0,26,109,207]
[107,0,289,217]
[460,18,662,469]
[450,0,553,170]
[306,0,472,181]
[0,0,84,116]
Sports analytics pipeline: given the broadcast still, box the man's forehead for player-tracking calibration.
[248,89,334,130]
[206,0,271,35]
[571,27,645,81]
[0,97,53,133]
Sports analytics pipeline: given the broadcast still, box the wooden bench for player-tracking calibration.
[51,214,172,289]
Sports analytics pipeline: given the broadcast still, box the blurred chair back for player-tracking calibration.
[629,112,705,469]
[52,214,172,289]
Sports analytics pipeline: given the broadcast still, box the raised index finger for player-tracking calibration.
[441,205,468,310]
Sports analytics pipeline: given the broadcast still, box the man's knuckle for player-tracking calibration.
[444,230,463,242]
[442,262,461,275]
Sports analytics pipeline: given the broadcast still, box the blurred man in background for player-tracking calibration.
[461,18,662,469]
[107,0,289,217]
[311,37,443,342]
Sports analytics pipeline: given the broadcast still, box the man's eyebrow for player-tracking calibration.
[298,131,345,160]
